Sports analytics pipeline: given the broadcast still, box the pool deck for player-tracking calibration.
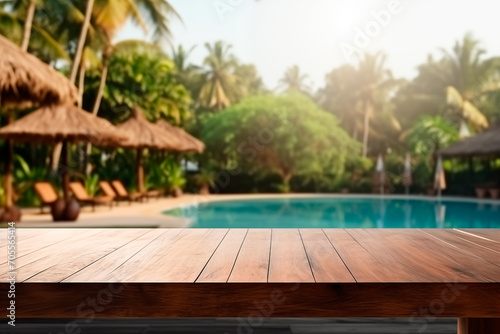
[1,227,500,333]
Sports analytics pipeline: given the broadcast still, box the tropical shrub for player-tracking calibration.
[201,93,360,192]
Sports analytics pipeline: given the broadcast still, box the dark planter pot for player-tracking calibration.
[172,187,183,198]
[51,199,67,222]
[475,188,487,198]
[0,205,22,222]
[64,199,80,221]
[199,184,210,196]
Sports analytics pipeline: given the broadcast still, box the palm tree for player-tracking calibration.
[440,34,499,130]
[356,52,395,157]
[278,65,310,94]
[199,41,240,110]
[171,44,203,101]
[0,1,70,59]
[90,0,181,116]
[78,0,180,173]
[317,64,362,139]
[68,0,95,84]
[20,0,35,51]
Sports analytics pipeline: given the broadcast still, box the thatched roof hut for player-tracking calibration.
[116,107,184,150]
[0,103,128,147]
[0,104,129,201]
[0,34,78,108]
[437,126,500,158]
[156,119,205,153]
[115,107,186,193]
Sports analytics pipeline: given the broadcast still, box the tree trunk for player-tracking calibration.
[362,103,371,157]
[20,0,36,51]
[69,0,95,84]
[85,42,112,175]
[3,111,14,208]
[78,64,86,108]
[78,64,86,171]
[281,172,292,193]
[136,148,144,193]
[61,141,70,201]
[92,43,112,116]
[51,142,62,171]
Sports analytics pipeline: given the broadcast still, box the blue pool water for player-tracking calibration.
[164,196,500,228]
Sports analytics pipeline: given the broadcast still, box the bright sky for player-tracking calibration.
[115,0,500,90]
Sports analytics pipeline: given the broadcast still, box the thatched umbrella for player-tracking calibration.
[0,34,78,108]
[0,34,78,219]
[437,126,500,158]
[156,119,205,153]
[434,156,446,197]
[116,107,184,193]
[375,154,385,195]
[0,104,128,204]
[403,153,412,195]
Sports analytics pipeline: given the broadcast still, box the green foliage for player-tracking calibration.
[405,115,460,156]
[164,160,186,190]
[193,169,215,187]
[404,115,460,188]
[84,174,100,197]
[88,42,192,124]
[145,157,186,191]
[201,93,360,191]
[13,155,48,206]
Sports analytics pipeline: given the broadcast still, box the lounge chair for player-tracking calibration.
[33,182,59,213]
[145,188,163,200]
[69,182,114,211]
[111,180,145,202]
[100,181,141,204]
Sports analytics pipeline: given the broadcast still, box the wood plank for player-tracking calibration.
[7,283,500,318]
[2,229,147,282]
[197,229,247,283]
[228,229,271,283]
[458,318,500,334]
[0,229,99,265]
[0,228,54,248]
[97,228,186,282]
[423,229,500,268]
[299,229,354,282]
[456,229,500,247]
[63,229,163,282]
[268,229,314,283]
[0,229,104,281]
[111,229,228,282]
[323,229,396,282]
[459,230,500,243]
[350,229,500,282]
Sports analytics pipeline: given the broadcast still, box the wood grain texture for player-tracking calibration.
[0,228,88,263]
[454,229,500,251]
[323,229,394,282]
[299,229,354,282]
[422,229,500,268]
[197,229,247,283]
[5,283,500,318]
[458,318,500,334]
[268,229,314,283]
[111,229,228,282]
[228,229,271,283]
[458,229,500,243]
[347,229,500,282]
[63,229,164,282]
[3,228,500,284]
[19,229,148,282]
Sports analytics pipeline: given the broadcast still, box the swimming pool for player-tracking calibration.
[164,196,500,228]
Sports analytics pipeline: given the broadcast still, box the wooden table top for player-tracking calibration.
[2,228,500,283]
